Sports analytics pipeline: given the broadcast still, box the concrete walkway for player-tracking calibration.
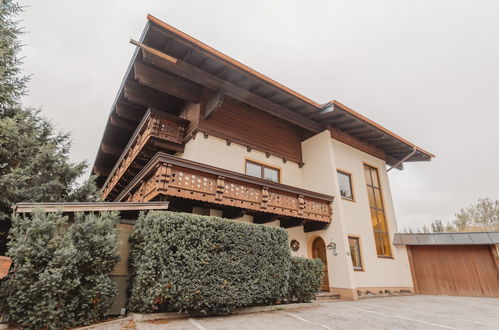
[109,295,499,329]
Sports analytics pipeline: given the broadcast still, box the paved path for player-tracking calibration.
[129,295,499,329]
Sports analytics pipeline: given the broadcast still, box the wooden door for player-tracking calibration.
[408,245,499,297]
[312,237,329,291]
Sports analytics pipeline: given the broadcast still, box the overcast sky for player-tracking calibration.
[18,0,499,230]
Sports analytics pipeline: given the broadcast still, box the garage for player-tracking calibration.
[394,232,499,298]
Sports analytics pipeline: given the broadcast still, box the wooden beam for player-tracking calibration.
[228,74,247,85]
[134,61,201,103]
[365,136,388,143]
[204,88,225,118]
[110,114,136,132]
[279,218,303,228]
[124,81,183,111]
[343,125,368,134]
[92,166,110,177]
[131,40,324,133]
[333,118,356,127]
[115,102,146,122]
[100,143,122,156]
[304,221,329,232]
[329,126,386,161]
[354,131,384,139]
[251,212,278,224]
[13,201,170,214]
[223,207,246,219]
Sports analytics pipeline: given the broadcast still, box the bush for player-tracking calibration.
[0,210,120,329]
[128,211,291,315]
[286,257,323,303]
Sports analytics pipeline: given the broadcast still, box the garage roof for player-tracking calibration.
[393,232,499,245]
[13,201,169,214]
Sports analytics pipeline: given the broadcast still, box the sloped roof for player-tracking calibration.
[93,15,435,183]
[393,232,499,245]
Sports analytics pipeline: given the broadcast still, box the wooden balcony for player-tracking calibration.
[116,153,333,223]
[102,109,188,200]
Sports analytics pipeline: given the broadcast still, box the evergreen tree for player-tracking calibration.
[0,0,28,118]
[0,1,99,254]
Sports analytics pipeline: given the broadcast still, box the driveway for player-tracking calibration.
[133,295,499,330]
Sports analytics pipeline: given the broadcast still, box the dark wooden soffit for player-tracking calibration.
[116,152,335,204]
[146,14,322,116]
[318,101,435,164]
[131,39,323,133]
[13,201,170,214]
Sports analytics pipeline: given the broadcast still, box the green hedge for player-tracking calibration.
[286,257,323,303]
[0,210,120,329]
[128,211,292,315]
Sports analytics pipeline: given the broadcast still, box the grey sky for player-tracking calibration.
[18,0,499,230]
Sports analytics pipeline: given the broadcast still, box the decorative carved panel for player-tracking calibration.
[123,154,333,223]
[102,109,187,200]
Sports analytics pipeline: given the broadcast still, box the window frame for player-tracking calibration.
[337,169,355,202]
[348,235,364,271]
[363,163,393,258]
[244,159,281,183]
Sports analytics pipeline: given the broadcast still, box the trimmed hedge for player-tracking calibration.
[286,257,323,303]
[0,210,120,329]
[128,211,292,315]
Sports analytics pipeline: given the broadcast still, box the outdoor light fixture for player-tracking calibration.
[326,240,338,256]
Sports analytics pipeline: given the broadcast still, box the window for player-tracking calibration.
[364,164,392,257]
[245,160,280,182]
[348,236,363,270]
[337,170,354,200]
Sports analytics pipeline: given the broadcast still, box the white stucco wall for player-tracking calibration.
[177,130,413,291]
[301,131,357,291]
[331,139,413,289]
[177,132,304,188]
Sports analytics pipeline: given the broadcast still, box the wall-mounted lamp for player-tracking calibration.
[326,240,338,256]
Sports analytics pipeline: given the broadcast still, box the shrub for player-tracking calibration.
[286,257,323,303]
[128,211,291,315]
[0,210,120,329]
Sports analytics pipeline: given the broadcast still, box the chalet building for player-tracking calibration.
[92,15,435,301]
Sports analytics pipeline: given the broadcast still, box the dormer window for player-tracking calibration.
[245,160,280,183]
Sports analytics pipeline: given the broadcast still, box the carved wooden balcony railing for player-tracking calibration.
[116,153,333,223]
[102,109,189,200]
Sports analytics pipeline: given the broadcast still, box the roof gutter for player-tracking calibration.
[387,147,417,172]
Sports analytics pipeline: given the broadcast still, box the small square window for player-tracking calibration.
[337,171,354,200]
[246,161,261,178]
[348,236,363,270]
[245,160,280,183]
[263,167,279,182]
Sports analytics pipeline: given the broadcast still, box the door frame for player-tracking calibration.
[309,236,330,291]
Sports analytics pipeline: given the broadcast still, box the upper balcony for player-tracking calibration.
[115,152,334,229]
[101,108,189,200]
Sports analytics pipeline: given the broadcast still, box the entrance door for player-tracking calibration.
[312,237,329,291]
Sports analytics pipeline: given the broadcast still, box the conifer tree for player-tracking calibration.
[0,1,99,254]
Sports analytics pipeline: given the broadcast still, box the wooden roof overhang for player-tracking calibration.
[313,100,435,168]
[116,152,334,224]
[13,201,170,220]
[92,14,434,187]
